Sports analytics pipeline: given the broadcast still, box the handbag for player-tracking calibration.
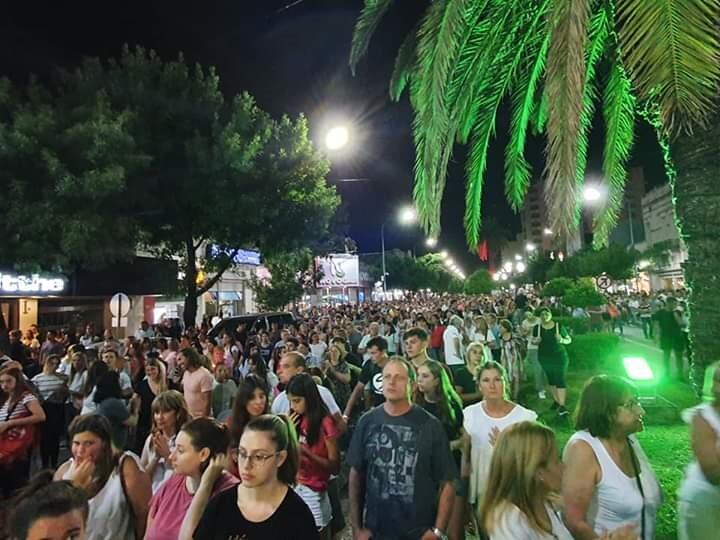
[0,399,36,466]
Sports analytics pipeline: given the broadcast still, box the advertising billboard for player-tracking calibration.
[315,254,360,288]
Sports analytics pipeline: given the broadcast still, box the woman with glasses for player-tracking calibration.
[191,414,319,539]
[287,373,340,539]
[144,417,238,540]
[563,375,662,540]
[226,374,270,477]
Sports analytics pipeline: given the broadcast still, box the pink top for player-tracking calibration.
[146,472,239,540]
[181,367,214,418]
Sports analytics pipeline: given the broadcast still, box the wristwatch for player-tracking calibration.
[431,527,448,540]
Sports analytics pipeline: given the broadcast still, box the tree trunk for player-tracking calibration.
[671,115,720,394]
[183,239,199,329]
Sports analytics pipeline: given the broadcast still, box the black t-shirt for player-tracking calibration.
[194,485,319,540]
[359,361,385,407]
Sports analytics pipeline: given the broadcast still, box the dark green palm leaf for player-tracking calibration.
[615,0,720,134]
[349,0,396,75]
[389,23,419,102]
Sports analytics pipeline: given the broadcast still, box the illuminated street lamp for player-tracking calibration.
[582,184,604,204]
[325,125,350,150]
[503,261,513,272]
[440,250,449,259]
[543,228,553,236]
[516,261,526,273]
[526,242,536,252]
[514,254,522,261]
[398,205,417,224]
[426,237,437,248]
[381,204,419,294]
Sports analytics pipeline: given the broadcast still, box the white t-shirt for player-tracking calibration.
[443,325,463,366]
[488,502,573,540]
[309,342,327,361]
[464,401,538,504]
[678,404,720,506]
[271,385,340,416]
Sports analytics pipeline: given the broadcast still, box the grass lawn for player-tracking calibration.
[522,339,698,540]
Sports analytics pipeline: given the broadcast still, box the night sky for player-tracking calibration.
[1,0,666,273]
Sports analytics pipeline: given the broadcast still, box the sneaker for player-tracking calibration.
[558,406,569,416]
[538,391,547,400]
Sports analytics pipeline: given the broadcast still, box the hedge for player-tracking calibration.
[555,316,591,336]
[566,333,620,370]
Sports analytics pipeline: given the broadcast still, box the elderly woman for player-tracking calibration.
[677,361,720,539]
[563,375,662,540]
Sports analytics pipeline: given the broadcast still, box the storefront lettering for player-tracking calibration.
[0,273,66,294]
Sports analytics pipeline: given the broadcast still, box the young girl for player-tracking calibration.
[0,366,46,498]
[135,357,168,455]
[55,414,151,540]
[144,417,239,540]
[193,414,319,539]
[226,375,270,477]
[288,373,340,539]
[141,390,190,493]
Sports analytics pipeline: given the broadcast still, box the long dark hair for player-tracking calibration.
[8,470,88,540]
[414,359,463,426]
[244,414,299,485]
[180,417,230,473]
[229,375,269,446]
[0,367,35,409]
[286,373,329,446]
[93,371,123,403]
[84,360,109,397]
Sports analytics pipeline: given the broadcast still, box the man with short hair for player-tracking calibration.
[136,320,154,340]
[343,336,389,418]
[653,297,685,379]
[348,357,456,540]
[101,349,134,399]
[178,347,214,417]
[442,316,465,379]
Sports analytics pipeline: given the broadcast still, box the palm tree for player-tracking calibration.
[350,0,719,387]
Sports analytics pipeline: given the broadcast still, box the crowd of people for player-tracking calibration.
[0,290,717,540]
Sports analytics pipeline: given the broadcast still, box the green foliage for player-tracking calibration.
[563,278,606,308]
[350,0,720,248]
[542,277,575,297]
[548,245,639,279]
[250,250,314,311]
[554,316,591,335]
[566,333,620,369]
[463,269,493,295]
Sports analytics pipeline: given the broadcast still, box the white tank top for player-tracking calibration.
[565,431,662,540]
[678,404,720,506]
[63,452,140,540]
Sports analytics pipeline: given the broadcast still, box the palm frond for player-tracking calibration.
[544,0,590,241]
[504,30,550,210]
[389,23,419,102]
[615,0,720,134]
[575,4,613,188]
[349,0,396,75]
[593,55,636,246]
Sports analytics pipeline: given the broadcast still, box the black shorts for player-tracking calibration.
[540,356,569,388]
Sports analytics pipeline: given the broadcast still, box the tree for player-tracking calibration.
[547,245,638,279]
[0,78,146,271]
[464,269,493,295]
[564,279,606,308]
[542,277,575,298]
[250,250,315,311]
[350,0,720,379]
[62,47,339,327]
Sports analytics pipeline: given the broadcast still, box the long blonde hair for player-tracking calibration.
[479,421,558,536]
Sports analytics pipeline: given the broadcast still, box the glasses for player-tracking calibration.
[237,451,281,466]
[619,397,642,410]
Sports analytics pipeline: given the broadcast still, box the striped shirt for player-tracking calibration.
[0,392,37,421]
[31,373,67,402]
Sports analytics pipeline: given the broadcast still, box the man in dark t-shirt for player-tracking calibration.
[348,358,456,540]
[652,297,684,379]
[343,337,388,419]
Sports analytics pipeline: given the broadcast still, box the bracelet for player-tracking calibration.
[431,527,447,540]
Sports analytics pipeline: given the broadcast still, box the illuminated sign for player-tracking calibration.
[0,273,66,295]
[208,245,262,266]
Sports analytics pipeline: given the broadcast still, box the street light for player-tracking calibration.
[503,262,513,272]
[426,237,437,248]
[440,250,449,259]
[325,125,350,150]
[445,258,455,267]
[381,205,419,294]
[514,254,522,261]
[526,242,536,252]
[582,184,604,204]
[516,261,526,273]
[543,228,553,236]
[398,205,417,224]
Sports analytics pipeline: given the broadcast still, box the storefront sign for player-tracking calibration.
[208,245,262,266]
[0,272,66,295]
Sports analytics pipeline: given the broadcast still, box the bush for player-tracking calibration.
[542,277,575,297]
[555,316,591,335]
[564,280,606,308]
[567,334,620,370]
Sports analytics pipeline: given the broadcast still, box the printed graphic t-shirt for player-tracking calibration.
[346,404,457,538]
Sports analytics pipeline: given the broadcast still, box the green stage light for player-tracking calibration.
[623,357,654,382]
